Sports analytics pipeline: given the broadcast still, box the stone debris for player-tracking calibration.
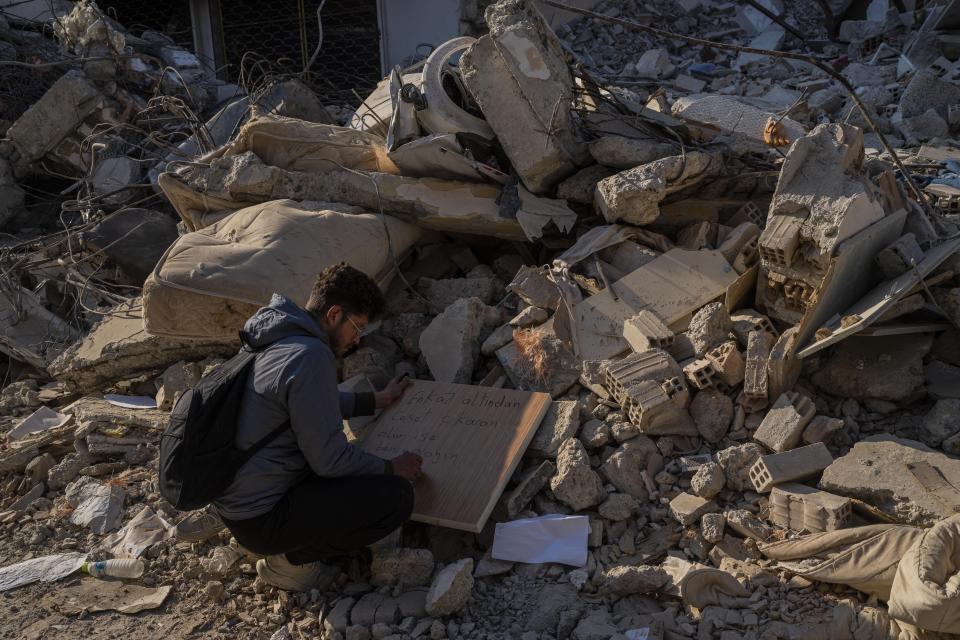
[424,559,474,618]
[1,0,960,636]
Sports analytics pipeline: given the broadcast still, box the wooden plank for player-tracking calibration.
[360,380,551,533]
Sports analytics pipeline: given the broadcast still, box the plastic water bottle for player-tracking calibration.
[82,558,145,578]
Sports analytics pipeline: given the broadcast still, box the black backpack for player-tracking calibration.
[159,341,289,510]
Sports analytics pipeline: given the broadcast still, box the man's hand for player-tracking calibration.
[391,451,423,481]
[375,373,412,409]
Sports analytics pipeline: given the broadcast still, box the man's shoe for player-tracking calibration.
[174,510,225,543]
[256,554,337,592]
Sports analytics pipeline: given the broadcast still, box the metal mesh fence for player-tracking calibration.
[96,0,195,47]
[216,0,382,106]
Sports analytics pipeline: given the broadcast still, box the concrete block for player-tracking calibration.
[753,391,816,453]
[732,235,760,274]
[622,310,674,353]
[717,222,761,265]
[743,330,775,401]
[623,377,694,436]
[669,492,719,526]
[730,309,777,346]
[749,443,833,492]
[769,482,852,532]
[682,357,723,392]
[603,348,681,406]
[705,340,745,387]
[727,201,765,228]
[588,135,677,170]
[758,215,803,268]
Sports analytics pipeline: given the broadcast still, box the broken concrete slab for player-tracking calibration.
[48,299,234,394]
[6,69,104,175]
[672,94,804,148]
[925,360,960,400]
[595,150,726,226]
[810,334,932,402]
[459,0,588,194]
[819,435,960,526]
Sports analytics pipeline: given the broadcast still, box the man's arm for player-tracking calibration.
[285,353,388,477]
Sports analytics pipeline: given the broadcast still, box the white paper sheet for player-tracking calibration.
[491,515,590,567]
[0,553,87,592]
[7,406,70,441]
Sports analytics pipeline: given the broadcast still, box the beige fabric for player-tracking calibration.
[760,524,925,601]
[888,514,960,634]
[142,199,422,339]
[160,115,398,231]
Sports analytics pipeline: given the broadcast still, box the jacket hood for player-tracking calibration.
[240,294,329,349]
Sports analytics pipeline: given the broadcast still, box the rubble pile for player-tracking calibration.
[1,0,960,638]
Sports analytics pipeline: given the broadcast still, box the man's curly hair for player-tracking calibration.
[305,262,385,322]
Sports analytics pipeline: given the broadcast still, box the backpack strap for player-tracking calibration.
[242,420,291,458]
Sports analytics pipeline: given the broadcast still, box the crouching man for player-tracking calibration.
[215,262,422,591]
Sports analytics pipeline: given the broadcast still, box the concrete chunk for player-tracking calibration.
[749,443,833,492]
[528,401,580,458]
[753,391,816,453]
[669,492,719,526]
[505,460,555,517]
[420,297,498,384]
[688,302,732,358]
[594,151,725,226]
[743,330,775,401]
[425,558,474,617]
[550,438,605,511]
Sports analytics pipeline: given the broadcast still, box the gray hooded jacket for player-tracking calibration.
[214,294,387,520]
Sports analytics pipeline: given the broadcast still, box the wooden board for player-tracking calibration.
[360,380,551,533]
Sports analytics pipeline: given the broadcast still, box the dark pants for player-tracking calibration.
[222,474,414,565]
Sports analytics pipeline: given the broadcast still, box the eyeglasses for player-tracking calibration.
[346,315,375,338]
